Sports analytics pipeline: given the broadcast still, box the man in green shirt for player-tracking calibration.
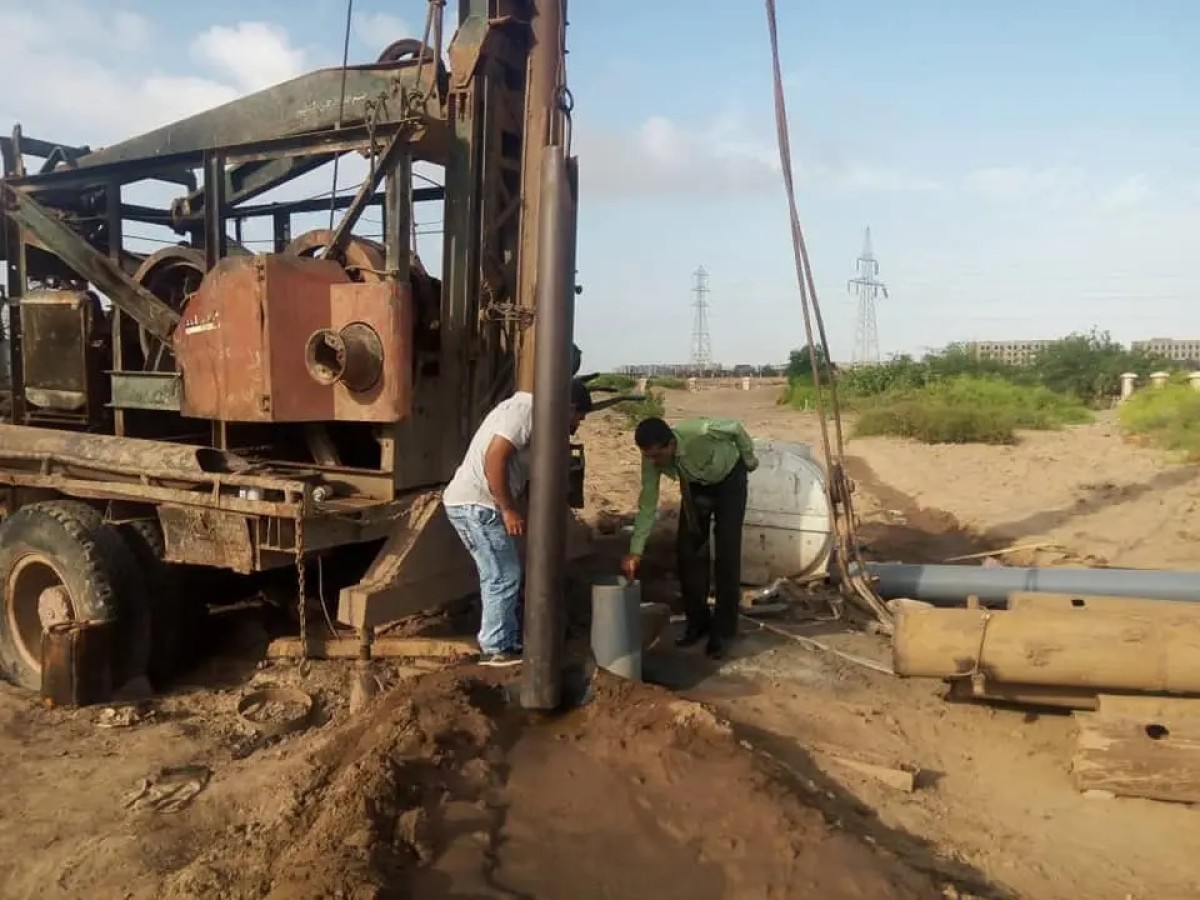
[620,416,758,659]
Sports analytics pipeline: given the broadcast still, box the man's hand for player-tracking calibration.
[620,554,642,581]
[501,507,525,536]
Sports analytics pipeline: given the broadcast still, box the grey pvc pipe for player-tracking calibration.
[859,562,1200,607]
[591,576,643,681]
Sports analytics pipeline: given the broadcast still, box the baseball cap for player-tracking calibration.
[570,378,593,416]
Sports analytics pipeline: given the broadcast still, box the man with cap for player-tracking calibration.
[443,379,593,666]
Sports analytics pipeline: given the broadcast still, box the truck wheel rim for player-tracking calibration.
[5,554,73,673]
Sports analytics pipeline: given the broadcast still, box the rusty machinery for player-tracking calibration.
[0,2,583,693]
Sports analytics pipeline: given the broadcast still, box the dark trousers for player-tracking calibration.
[677,460,748,639]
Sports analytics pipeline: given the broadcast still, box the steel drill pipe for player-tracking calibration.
[858,562,1200,607]
[514,0,565,391]
[520,147,574,711]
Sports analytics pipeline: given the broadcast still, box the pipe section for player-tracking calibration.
[860,562,1200,607]
[520,145,575,711]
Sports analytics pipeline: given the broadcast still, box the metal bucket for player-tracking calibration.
[591,575,643,681]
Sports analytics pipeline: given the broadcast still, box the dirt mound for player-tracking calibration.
[154,668,944,899]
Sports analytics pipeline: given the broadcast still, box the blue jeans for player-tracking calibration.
[444,504,523,655]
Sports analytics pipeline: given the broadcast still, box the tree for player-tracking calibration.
[1033,329,1170,406]
[787,345,834,381]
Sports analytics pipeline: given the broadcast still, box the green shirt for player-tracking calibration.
[628,417,758,555]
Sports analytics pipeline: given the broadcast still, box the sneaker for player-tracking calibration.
[479,651,522,668]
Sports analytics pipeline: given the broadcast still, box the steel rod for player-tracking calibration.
[860,562,1200,606]
[520,146,572,711]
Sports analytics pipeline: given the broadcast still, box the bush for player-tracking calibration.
[918,377,1093,430]
[587,373,636,392]
[783,329,1181,412]
[1032,329,1169,406]
[850,376,1092,445]
[648,376,687,390]
[613,389,666,426]
[855,402,1020,445]
[1118,384,1200,459]
[779,378,833,411]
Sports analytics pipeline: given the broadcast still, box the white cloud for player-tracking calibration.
[838,166,943,193]
[1098,173,1155,213]
[580,110,941,200]
[191,22,306,93]
[354,12,415,50]
[0,6,316,144]
[963,165,1086,202]
[0,2,149,49]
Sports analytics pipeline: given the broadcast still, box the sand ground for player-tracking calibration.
[1,385,1197,899]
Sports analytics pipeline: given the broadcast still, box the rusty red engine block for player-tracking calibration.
[174,254,413,423]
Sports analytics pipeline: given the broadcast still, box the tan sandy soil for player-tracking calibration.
[574,385,1200,900]
[0,383,1197,899]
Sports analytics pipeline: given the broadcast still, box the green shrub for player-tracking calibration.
[780,379,825,409]
[613,389,666,426]
[849,376,1091,445]
[587,372,637,392]
[855,401,1020,445]
[783,329,1182,411]
[648,376,687,390]
[918,377,1093,430]
[1118,385,1200,459]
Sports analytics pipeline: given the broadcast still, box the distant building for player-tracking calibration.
[963,339,1054,366]
[1131,338,1200,364]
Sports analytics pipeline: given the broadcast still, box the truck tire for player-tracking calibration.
[0,500,149,691]
[120,519,206,686]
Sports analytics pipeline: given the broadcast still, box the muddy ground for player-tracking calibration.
[1,385,1198,899]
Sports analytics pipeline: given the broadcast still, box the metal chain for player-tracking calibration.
[296,514,310,675]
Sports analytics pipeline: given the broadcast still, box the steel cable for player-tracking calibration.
[763,0,892,628]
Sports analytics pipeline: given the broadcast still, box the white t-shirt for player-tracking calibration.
[443,392,534,509]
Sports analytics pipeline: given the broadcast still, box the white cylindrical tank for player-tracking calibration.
[742,439,833,586]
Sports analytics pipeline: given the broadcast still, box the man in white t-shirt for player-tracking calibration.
[443,379,593,666]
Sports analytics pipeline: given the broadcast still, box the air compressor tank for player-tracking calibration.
[742,439,833,586]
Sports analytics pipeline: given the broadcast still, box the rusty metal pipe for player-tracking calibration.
[304,324,384,393]
[520,146,573,711]
[514,0,565,391]
[0,424,310,496]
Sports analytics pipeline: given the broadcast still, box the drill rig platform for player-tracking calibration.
[0,3,581,692]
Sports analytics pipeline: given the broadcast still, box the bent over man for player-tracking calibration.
[621,416,757,659]
[443,380,592,667]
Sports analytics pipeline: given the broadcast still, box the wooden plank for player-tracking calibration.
[946,678,1099,711]
[1008,592,1200,619]
[810,742,919,793]
[266,636,476,660]
[1072,695,1200,803]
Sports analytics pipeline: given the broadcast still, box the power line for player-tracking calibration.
[690,266,713,371]
[847,227,888,364]
[328,0,356,229]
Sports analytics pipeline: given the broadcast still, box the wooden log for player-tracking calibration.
[892,606,1200,693]
[1007,591,1200,618]
[1072,695,1200,803]
[265,636,476,660]
[945,678,1099,711]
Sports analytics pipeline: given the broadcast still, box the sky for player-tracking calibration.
[1,0,1198,370]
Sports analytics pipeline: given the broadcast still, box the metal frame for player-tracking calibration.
[0,7,552,608]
